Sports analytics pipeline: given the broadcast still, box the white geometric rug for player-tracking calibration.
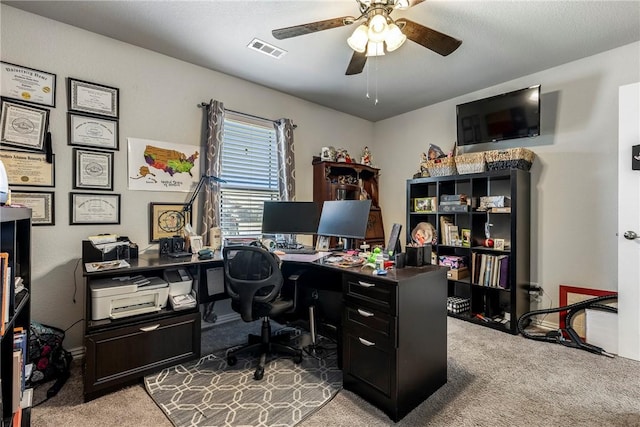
[144,348,342,427]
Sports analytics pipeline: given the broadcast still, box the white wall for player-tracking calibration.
[373,41,640,325]
[0,5,373,350]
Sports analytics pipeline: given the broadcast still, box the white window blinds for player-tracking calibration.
[219,114,279,237]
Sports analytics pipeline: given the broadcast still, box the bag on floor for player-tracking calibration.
[28,321,72,386]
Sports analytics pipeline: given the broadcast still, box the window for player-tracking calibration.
[219,113,279,237]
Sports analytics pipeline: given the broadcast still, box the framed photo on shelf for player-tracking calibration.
[413,196,436,213]
[73,148,114,191]
[0,99,49,152]
[494,238,506,251]
[70,192,121,225]
[1,61,57,107]
[11,190,55,226]
[0,150,55,187]
[315,235,330,252]
[67,112,119,150]
[149,202,191,242]
[67,77,119,118]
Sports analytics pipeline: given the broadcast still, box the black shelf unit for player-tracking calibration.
[1,207,32,426]
[406,169,530,334]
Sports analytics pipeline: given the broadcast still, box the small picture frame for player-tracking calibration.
[67,77,119,118]
[461,228,471,247]
[11,190,55,226]
[73,148,114,191]
[0,99,49,152]
[189,235,204,253]
[494,238,506,251]
[68,112,119,150]
[70,192,121,225]
[315,235,330,252]
[414,196,436,213]
[149,202,191,243]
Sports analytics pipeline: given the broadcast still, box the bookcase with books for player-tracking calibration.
[1,206,32,426]
[406,169,530,334]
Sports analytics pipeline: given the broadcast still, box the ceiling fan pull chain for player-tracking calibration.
[374,57,379,105]
[365,58,371,99]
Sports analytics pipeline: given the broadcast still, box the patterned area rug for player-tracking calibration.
[144,346,342,427]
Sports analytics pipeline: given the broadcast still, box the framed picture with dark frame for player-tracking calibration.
[149,202,191,243]
[0,98,49,152]
[67,112,119,150]
[11,190,55,226]
[73,148,114,191]
[1,61,57,107]
[1,150,55,187]
[70,192,120,225]
[67,77,119,118]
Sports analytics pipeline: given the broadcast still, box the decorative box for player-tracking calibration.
[438,255,467,269]
[447,296,471,314]
[447,267,469,280]
[479,195,510,209]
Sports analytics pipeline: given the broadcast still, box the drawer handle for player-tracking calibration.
[358,337,376,346]
[357,281,375,288]
[357,309,374,317]
[139,324,160,332]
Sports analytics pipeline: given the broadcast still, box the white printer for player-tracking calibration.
[90,275,169,320]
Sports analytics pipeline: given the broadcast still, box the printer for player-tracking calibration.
[90,275,169,320]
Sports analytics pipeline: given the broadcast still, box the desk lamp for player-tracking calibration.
[182,175,226,217]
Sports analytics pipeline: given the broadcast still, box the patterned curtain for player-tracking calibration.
[275,118,296,201]
[202,99,225,245]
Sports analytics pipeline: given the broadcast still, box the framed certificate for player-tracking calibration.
[67,78,119,118]
[11,190,55,226]
[73,148,114,191]
[149,202,191,242]
[68,112,118,150]
[0,150,55,187]
[70,192,120,225]
[0,99,49,151]
[0,61,57,107]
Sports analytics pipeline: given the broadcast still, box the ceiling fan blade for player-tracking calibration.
[346,51,367,75]
[398,18,462,56]
[272,16,354,40]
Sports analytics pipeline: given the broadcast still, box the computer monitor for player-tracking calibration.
[317,200,372,250]
[261,201,322,235]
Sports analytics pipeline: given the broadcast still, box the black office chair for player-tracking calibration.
[222,245,303,380]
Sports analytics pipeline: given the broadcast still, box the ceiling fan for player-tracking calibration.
[272,0,462,75]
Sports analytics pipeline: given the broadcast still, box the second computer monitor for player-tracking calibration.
[316,199,372,240]
[261,201,322,235]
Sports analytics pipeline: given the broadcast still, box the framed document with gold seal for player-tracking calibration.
[0,61,57,107]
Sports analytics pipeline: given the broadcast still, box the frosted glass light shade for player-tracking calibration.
[367,14,388,43]
[347,24,369,53]
[385,23,407,52]
[366,40,385,57]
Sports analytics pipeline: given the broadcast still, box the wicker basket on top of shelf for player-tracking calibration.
[426,156,457,177]
[454,152,486,174]
[485,148,536,171]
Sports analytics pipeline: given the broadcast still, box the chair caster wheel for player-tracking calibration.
[227,355,237,366]
[254,367,264,380]
[293,353,303,364]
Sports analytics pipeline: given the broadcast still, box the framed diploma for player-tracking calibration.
[149,202,191,242]
[70,192,121,225]
[0,61,57,107]
[73,148,114,191]
[67,78,119,118]
[68,112,118,150]
[0,150,55,187]
[0,99,49,152]
[11,190,55,226]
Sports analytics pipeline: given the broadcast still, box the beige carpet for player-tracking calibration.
[30,317,640,427]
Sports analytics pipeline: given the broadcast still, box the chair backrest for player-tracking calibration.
[222,245,284,322]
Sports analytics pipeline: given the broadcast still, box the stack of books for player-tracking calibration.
[438,194,469,213]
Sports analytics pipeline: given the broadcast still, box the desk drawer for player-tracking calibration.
[343,274,396,314]
[343,304,396,347]
[342,329,396,398]
[84,312,200,400]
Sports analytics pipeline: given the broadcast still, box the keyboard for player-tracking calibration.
[168,251,193,258]
[280,247,317,255]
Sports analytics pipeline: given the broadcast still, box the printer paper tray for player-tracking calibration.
[110,302,161,319]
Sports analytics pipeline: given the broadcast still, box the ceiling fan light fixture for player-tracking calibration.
[347,24,369,53]
[384,23,406,52]
[366,40,385,57]
[367,14,388,43]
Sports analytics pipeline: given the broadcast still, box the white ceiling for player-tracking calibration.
[4,0,640,122]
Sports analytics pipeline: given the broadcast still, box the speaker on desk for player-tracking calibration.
[159,238,172,256]
[172,236,185,253]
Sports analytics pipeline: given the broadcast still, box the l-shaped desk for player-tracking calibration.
[82,251,447,422]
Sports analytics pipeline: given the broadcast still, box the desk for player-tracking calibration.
[82,251,447,421]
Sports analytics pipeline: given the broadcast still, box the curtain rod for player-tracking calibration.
[198,102,275,124]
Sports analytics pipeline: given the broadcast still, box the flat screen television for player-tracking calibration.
[317,200,372,250]
[456,85,540,146]
[261,201,322,235]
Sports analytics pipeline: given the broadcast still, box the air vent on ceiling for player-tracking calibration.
[247,38,287,59]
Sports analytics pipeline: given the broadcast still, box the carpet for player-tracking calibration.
[144,345,342,427]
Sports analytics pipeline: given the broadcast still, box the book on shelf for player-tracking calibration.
[490,207,511,213]
[440,194,468,203]
[498,255,509,288]
[1,252,10,336]
[12,350,21,412]
[439,204,469,213]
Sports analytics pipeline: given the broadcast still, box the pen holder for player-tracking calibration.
[405,246,424,267]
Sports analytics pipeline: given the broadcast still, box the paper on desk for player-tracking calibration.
[85,259,130,272]
[279,252,331,262]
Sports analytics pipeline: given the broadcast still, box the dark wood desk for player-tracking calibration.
[82,252,448,421]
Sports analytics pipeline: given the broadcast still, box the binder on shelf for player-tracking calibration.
[1,252,9,336]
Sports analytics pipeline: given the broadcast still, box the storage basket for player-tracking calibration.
[485,148,536,171]
[426,157,457,177]
[455,152,486,174]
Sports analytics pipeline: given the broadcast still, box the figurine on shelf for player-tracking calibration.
[336,148,352,163]
[419,152,430,177]
[361,146,372,166]
[321,146,337,161]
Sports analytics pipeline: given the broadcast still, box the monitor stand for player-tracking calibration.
[284,234,302,249]
[340,238,353,251]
